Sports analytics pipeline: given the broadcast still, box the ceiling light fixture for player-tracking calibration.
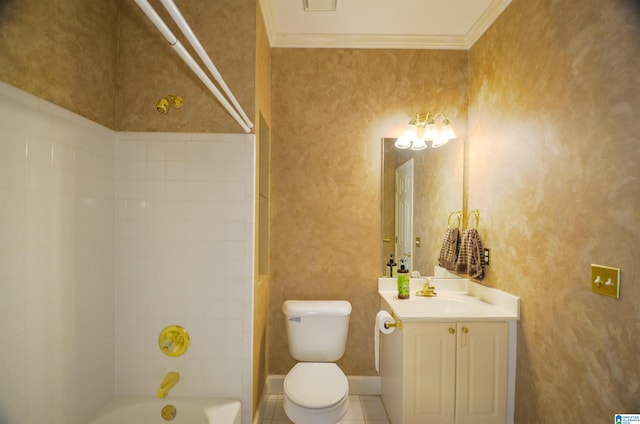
[395,112,457,150]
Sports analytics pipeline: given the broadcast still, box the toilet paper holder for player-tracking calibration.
[384,313,401,329]
[384,320,399,329]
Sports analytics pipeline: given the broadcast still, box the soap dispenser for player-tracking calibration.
[386,254,397,278]
[397,260,410,299]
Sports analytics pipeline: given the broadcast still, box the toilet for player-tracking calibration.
[282,300,352,424]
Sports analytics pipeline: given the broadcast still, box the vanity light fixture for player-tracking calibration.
[395,112,457,150]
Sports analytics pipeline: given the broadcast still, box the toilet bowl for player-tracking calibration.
[281,300,352,424]
[283,362,349,424]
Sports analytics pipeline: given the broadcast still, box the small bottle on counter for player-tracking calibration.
[386,254,397,278]
[397,260,410,299]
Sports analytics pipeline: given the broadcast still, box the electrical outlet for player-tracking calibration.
[483,248,490,265]
[591,264,620,298]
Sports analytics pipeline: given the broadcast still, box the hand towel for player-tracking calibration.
[454,228,485,280]
[438,226,460,270]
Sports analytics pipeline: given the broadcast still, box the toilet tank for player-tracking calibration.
[282,300,352,362]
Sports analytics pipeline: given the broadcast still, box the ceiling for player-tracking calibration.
[259,0,512,50]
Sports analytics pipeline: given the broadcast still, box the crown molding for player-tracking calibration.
[258,0,277,47]
[270,33,470,50]
[463,0,512,48]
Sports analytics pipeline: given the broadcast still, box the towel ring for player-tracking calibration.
[448,210,462,229]
[468,209,480,229]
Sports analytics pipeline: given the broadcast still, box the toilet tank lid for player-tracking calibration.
[282,300,352,317]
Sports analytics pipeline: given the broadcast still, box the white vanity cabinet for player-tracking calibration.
[381,320,509,424]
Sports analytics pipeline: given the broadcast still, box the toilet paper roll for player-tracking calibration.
[376,310,396,335]
[375,310,396,374]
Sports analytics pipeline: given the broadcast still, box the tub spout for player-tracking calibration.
[157,371,180,398]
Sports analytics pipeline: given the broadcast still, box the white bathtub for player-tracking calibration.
[87,396,241,424]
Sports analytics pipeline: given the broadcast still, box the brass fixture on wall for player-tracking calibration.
[156,95,184,114]
[395,112,456,150]
[157,371,180,398]
[158,325,190,356]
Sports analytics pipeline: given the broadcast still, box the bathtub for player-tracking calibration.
[87,396,241,424]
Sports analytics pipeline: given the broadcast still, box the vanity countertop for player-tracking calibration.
[378,277,520,322]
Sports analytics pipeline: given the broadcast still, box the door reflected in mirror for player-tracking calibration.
[396,159,414,270]
[381,137,465,276]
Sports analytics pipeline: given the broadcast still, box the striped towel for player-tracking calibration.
[454,228,485,280]
[438,227,460,271]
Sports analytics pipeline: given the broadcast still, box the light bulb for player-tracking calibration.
[394,136,412,149]
[439,123,456,140]
[424,123,438,140]
[431,134,449,148]
[411,138,427,150]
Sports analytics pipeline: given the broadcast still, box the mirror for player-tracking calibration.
[381,137,465,276]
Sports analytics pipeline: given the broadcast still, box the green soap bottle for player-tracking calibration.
[397,260,410,299]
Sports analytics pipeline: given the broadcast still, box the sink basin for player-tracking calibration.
[378,277,520,322]
[385,293,496,319]
[408,297,473,314]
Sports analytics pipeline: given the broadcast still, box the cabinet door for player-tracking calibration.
[404,323,456,424]
[456,322,509,424]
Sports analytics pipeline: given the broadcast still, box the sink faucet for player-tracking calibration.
[157,371,180,398]
[416,278,437,297]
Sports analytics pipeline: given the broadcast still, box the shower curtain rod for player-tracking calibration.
[158,0,254,130]
[134,0,253,133]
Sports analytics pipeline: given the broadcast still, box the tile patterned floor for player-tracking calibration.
[259,394,390,424]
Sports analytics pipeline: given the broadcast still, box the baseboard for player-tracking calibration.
[266,374,381,396]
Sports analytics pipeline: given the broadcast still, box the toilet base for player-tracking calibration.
[283,393,349,424]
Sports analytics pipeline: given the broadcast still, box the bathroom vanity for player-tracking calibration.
[378,278,520,424]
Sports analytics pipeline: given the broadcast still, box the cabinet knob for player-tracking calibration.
[449,328,456,334]
[460,326,470,348]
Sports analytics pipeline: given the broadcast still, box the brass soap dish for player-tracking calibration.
[159,325,190,357]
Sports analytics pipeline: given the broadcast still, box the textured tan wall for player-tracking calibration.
[117,0,255,132]
[0,0,256,133]
[0,0,119,128]
[253,0,271,416]
[270,48,468,376]
[468,0,640,420]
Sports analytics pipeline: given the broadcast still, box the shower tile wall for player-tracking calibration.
[0,81,116,423]
[114,132,255,420]
[0,82,255,423]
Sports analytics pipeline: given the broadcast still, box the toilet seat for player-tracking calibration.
[284,363,349,408]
